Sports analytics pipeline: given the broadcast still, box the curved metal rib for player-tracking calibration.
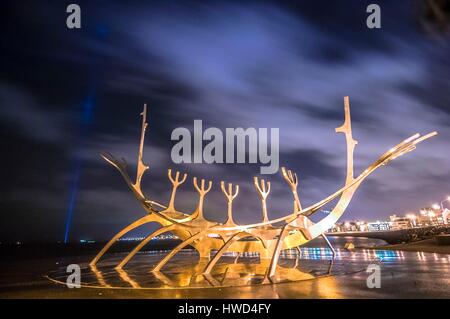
[152,231,206,272]
[115,224,176,269]
[268,224,291,279]
[203,232,267,274]
[89,214,155,266]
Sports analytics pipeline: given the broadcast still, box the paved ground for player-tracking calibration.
[1,248,450,298]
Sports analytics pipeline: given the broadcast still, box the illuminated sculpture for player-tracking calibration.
[90,97,436,281]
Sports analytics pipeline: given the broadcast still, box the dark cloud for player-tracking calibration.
[1,0,450,241]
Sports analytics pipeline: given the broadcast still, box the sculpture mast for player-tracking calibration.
[132,104,149,198]
[335,96,357,185]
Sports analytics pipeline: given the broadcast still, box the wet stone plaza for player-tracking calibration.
[2,237,450,298]
[34,247,450,298]
[48,248,370,289]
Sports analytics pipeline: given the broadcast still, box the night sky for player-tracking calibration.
[2,0,450,242]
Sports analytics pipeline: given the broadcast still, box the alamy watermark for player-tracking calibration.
[366,4,381,29]
[171,120,279,174]
[66,4,81,29]
[366,264,381,289]
[66,264,81,288]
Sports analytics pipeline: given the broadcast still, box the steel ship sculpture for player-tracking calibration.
[90,96,437,282]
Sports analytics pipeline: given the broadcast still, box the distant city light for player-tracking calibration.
[80,239,95,244]
[117,234,179,242]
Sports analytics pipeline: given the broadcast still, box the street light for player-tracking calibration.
[344,222,351,231]
[440,196,450,210]
[428,211,436,225]
[406,214,417,227]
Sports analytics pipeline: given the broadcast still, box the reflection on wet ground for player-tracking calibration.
[47,248,382,289]
[2,247,450,298]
